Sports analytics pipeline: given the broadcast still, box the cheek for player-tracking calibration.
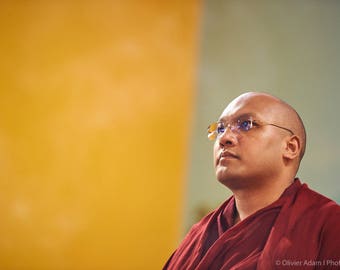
[244,134,281,159]
[253,136,283,163]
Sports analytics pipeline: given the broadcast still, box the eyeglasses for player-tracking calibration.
[207,116,294,141]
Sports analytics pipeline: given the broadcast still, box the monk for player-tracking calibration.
[163,92,340,269]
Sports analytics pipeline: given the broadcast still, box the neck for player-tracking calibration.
[232,177,294,223]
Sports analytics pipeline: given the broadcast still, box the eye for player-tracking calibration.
[238,119,253,131]
[217,123,226,134]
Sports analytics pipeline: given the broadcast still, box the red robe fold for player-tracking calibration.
[164,179,340,269]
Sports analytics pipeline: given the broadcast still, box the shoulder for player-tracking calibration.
[283,182,340,259]
[297,183,340,237]
[298,186,340,260]
[287,181,340,238]
[297,183,340,213]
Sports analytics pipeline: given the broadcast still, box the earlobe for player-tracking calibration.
[283,135,301,160]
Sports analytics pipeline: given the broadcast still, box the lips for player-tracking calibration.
[218,150,239,162]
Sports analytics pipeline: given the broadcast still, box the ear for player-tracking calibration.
[282,135,301,160]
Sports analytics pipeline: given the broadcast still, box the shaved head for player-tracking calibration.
[214,91,307,187]
[230,92,307,162]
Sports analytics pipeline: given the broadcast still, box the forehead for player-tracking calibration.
[218,94,276,121]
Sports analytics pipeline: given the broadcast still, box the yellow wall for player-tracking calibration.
[0,1,200,269]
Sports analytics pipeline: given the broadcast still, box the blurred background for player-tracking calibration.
[0,1,339,269]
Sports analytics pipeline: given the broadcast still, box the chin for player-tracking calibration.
[216,171,251,191]
[216,170,235,187]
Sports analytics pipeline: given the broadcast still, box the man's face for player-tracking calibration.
[213,94,289,190]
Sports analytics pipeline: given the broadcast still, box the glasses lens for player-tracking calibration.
[237,118,253,132]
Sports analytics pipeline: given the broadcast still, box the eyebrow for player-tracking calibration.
[218,112,258,123]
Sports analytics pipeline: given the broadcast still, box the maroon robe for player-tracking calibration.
[164,179,340,269]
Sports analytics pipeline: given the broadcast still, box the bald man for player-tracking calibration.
[163,92,340,270]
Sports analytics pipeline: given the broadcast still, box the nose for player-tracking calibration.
[218,126,237,147]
